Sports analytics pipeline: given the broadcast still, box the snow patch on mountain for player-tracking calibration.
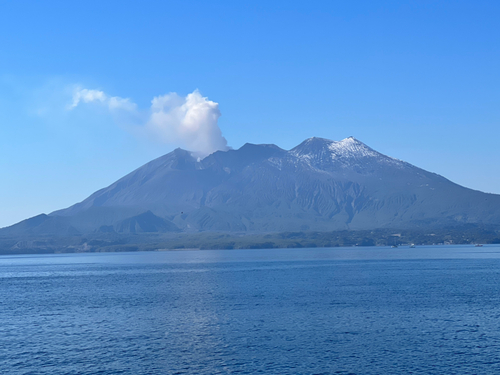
[288,136,406,170]
[328,137,379,159]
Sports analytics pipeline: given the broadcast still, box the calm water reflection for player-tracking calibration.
[1,245,500,374]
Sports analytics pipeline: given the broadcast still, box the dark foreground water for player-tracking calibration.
[2,246,500,374]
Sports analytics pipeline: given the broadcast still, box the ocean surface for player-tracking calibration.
[2,245,500,374]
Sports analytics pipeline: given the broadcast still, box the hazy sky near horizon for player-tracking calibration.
[0,0,499,228]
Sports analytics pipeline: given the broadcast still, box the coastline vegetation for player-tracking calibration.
[1,225,499,255]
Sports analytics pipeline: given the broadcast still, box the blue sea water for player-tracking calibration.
[2,245,500,374]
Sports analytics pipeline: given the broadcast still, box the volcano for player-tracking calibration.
[3,137,500,236]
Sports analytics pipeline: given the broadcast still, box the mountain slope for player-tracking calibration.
[3,136,500,235]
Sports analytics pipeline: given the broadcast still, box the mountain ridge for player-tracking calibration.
[2,136,500,236]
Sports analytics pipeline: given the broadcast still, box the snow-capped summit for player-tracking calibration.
[290,136,403,171]
[328,137,379,159]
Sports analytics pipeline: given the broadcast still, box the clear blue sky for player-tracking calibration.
[0,0,499,228]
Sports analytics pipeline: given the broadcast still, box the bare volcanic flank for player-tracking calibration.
[3,137,500,235]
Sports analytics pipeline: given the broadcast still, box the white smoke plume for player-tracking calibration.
[70,88,229,157]
[147,90,228,157]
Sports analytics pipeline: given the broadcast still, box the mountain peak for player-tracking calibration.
[288,136,408,173]
[328,137,378,159]
[291,137,332,153]
[292,136,374,158]
[340,136,360,143]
